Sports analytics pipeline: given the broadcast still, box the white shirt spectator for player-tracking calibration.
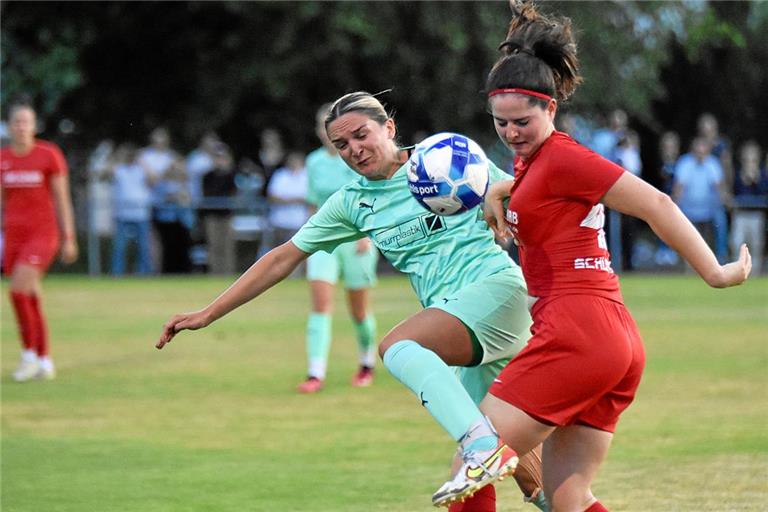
[267,165,309,230]
[138,147,175,180]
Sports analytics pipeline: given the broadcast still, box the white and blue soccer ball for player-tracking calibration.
[407,132,489,216]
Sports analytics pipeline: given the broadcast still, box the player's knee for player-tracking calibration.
[378,338,393,359]
[378,334,413,359]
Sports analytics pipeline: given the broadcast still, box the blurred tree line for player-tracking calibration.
[2,0,767,185]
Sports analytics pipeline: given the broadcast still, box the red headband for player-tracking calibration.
[488,88,552,102]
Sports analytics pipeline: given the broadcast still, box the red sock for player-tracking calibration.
[448,485,496,512]
[28,293,49,357]
[585,501,608,512]
[10,291,39,352]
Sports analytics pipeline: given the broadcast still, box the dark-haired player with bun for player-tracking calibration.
[436,2,752,511]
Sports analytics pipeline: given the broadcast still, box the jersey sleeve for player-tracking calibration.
[291,188,363,254]
[549,139,624,203]
[46,142,69,176]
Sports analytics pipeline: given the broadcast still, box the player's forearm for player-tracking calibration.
[644,195,723,285]
[51,176,77,240]
[202,242,306,323]
[58,202,77,241]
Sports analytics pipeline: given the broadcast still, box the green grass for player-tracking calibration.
[2,275,767,511]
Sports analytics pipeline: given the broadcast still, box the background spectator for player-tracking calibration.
[658,131,680,195]
[673,137,725,258]
[152,157,193,274]
[109,143,154,276]
[257,127,286,195]
[655,131,681,266]
[234,156,266,209]
[138,127,177,181]
[730,140,767,275]
[614,129,644,270]
[201,143,237,275]
[697,113,733,262]
[85,139,116,275]
[86,139,115,241]
[557,112,592,145]
[186,131,220,214]
[697,112,734,187]
[138,126,179,270]
[267,150,309,249]
[589,108,628,159]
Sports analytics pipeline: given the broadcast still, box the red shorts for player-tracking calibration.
[489,294,645,433]
[1,232,59,274]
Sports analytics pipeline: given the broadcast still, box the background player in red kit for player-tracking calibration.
[1,100,78,381]
[436,3,752,511]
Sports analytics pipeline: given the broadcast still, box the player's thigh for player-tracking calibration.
[435,267,532,365]
[10,264,44,294]
[6,236,56,294]
[306,249,340,285]
[380,308,474,366]
[309,279,335,313]
[542,424,613,509]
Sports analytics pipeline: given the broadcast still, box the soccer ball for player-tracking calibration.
[407,132,489,216]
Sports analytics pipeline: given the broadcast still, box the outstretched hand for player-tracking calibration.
[708,243,752,288]
[156,310,212,349]
[483,180,515,241]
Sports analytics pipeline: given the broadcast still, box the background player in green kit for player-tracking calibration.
[156,91,547,511]
[298,103,380,394]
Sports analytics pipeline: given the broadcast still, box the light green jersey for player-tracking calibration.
[305,147,360,207]
[292,160,520,308]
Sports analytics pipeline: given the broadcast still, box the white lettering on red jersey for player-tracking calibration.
[2,170,45,187]
[506,131,625,301]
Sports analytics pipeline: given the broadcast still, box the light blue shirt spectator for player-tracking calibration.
[113,162,152,222]
[109,144,154,276]
[673,151,723,222]
[589,128,620,159]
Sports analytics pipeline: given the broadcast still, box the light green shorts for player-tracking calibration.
[306,241,379,290]
[456,358,510,405]
[431,265,531,370]
[429,267,531,404]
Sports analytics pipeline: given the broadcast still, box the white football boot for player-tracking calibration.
[431,417,518,507]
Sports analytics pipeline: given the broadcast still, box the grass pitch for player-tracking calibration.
[2,274,767,511]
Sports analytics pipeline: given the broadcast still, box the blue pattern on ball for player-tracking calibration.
[455,182,484,210]
[407,132,489,216]
[448,135,470,182]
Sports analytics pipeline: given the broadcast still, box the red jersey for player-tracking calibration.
[1,140,68,238]
[506,131,625,302]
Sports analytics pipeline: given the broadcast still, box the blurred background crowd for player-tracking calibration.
[2,1,767,277]
[75,108,768,278]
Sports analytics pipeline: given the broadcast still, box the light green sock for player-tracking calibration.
[354,314,377,367]
[306,312,332,378]
[383,340,489,442]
